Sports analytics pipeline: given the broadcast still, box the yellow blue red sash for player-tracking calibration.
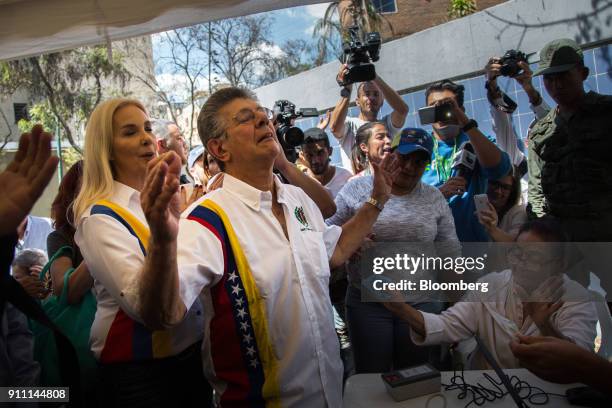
[91,200,172,363]
[187,199,281,408]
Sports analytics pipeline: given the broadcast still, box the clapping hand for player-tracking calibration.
[0,125,59,235]
[141,152,181,243]
[370,152,400,205]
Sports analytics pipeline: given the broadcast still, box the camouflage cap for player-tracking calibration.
[533,38,584,76]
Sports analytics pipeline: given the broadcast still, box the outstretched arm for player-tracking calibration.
[446,97,502,169]
[329,64,352,140]
[139,152,186,330]
[373,75,409,129]
[330,154,399,267]
[382,302,426,337]
[272,122,336,218]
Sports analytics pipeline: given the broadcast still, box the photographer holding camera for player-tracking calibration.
[485,52,550,178]
[421,79,511,242]
[330,69,408,174]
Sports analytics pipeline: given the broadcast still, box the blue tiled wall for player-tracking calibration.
[297,44,612,167]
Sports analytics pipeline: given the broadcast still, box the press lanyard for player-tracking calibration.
[433,137,457,184]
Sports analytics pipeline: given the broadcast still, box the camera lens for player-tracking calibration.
[283,127,304,147]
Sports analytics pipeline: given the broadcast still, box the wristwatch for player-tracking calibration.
[340,87,351,99]
[462,119,478,133]
[367,196,385,212]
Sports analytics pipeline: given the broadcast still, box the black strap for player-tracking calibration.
[1,234,83,407]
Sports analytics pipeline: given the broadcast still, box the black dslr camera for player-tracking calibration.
[273,100,318,162]
[499,50,528,77]
[338,26,381,86]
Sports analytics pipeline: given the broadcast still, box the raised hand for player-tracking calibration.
[513,61,534,89]
[485,57,502,82]
[317,110,332,130]
[336,64,351,88]
[476,202,499,231]
[437,96,470,127]
[371,152,400,205]
[141,152,181,243]
[0,125,59,235]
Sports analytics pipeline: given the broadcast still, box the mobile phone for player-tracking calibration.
[418,102,454,125]
[474,194,490,213]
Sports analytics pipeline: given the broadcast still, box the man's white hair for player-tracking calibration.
[150,119,176,141]
[13,248,48,268]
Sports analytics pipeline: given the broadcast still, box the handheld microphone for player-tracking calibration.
[451,142,476,181]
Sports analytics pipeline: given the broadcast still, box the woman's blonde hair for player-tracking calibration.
[73,98,148,221]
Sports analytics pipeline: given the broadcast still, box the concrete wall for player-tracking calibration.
[254,0,612,110]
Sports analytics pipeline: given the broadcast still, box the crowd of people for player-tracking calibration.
[1,37,612,407]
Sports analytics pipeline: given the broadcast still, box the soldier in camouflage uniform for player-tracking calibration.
[528,38,612,242]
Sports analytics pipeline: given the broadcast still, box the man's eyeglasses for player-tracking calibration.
[506,246,557,267]
[231,106,274,126]
[488,180,513,193]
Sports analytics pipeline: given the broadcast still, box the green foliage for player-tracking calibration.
[448,0,477,19]
[0,45,130,153]
[17,101,58,133]
[61,147,83,168]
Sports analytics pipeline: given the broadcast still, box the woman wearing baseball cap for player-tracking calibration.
[327,127,461,373]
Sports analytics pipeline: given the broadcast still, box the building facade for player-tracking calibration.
[374,0,508,41]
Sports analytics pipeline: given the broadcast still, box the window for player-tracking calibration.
[371,0,397,14]
[13,103,28,123]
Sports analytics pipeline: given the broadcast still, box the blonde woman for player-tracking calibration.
[73,98,211,407]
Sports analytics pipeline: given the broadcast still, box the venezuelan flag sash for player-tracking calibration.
[187,200,281,408]
[90,200,173,363]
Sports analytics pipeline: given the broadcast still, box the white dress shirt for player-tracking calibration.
[178,173,343,408]
[411,270,597,369]
[75,181,204,361]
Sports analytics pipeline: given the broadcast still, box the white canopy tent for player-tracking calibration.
[0,0,326,61]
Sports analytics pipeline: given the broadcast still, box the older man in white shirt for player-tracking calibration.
[137,87,399,407]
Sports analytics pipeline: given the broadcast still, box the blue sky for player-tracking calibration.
[266,3,331,45]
